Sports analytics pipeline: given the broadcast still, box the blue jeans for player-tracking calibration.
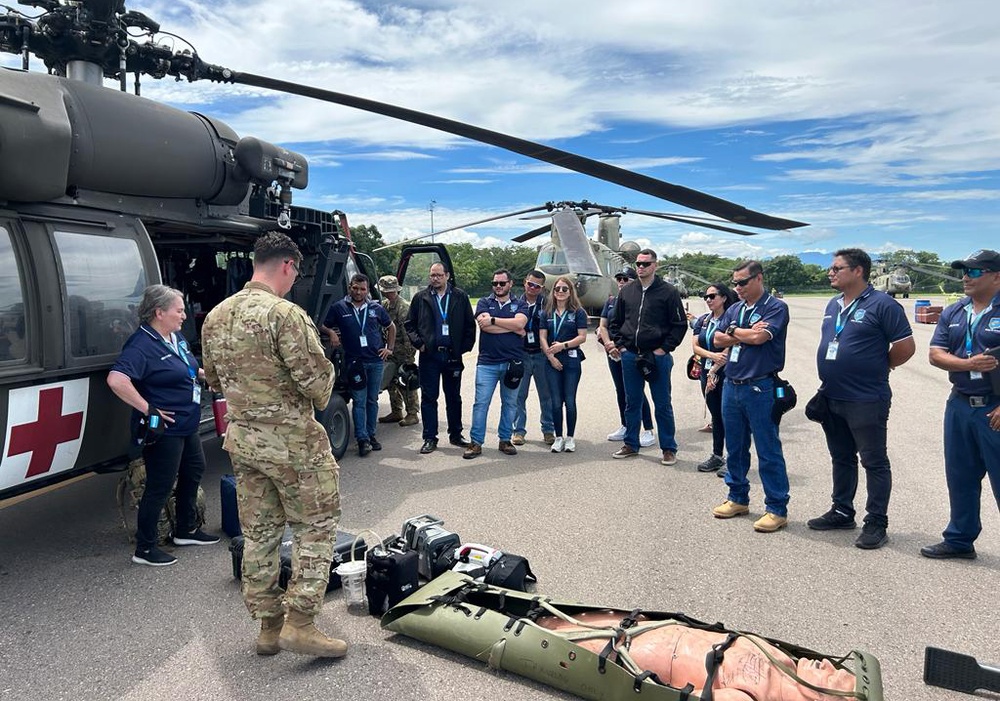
[821,398,891,527]
[608,356,652,429]
[721,377,789,517]
[621,351,676,452]
[545,354,582,437]
[470,362,519,446]
[513,351,554,436]
[350,361,384,441]
[941,393,1000,548]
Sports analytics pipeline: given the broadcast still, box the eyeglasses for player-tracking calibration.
[704,293,718,300]
[614,276,629,282]
[635,261,655,268]
[964,268,986,278]
[828,265,853,274]
[553,286,570,293]
[285,259,300,274]
[525,281,543,289]
[492,280,510,287]
[732,274,757,287]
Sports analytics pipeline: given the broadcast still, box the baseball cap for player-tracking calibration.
[614,268,637,281]
[377,275,402,292]
[950,249,1000,272]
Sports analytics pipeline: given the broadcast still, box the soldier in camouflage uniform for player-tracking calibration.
[377,275,419,426]
[201,232,346,659]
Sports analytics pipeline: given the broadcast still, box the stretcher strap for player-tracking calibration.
[700,632,739,701]
[738,634,866,700]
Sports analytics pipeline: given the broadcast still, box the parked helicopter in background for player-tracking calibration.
[0,0,805,502]
[872,262,913,298]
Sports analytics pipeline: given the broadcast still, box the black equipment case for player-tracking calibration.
[229,528,367,592]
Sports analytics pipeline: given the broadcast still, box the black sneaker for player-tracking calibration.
[697,455,725,472]
[358,440,372,457]
[173,529,221,546]
[919,541,977,560]
[369,437,382,451]
[806,508,857,531]
[854,524,888,550]
[132,547,177,567]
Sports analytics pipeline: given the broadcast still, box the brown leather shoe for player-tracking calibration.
[378,412,403,424]
[499,441,517,455]
[660,450,677,466]
[462,442,482,459]
[543,432,556,445]
[612,445,638,459]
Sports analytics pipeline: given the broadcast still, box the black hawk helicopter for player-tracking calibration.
[0,0,806,501]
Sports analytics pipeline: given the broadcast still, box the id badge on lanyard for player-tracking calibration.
[729,345,741,363]
[526,331,535,344]
[826,340,839,360]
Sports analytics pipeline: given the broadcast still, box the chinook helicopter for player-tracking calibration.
[0,0,806,502]
[871,261,913,298]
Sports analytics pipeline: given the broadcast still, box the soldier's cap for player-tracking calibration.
[378,275,402,292]
[614,268,638,281]
[950,249,1000,272]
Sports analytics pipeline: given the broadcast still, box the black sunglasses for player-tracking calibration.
[492,280,510,287]
[732,275,755,287]
[704,293,718,300]
[614,276,629,282]
[553,286,570,292]
[635,261,655,268]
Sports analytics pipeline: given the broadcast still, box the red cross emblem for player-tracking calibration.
[7,386,85,478]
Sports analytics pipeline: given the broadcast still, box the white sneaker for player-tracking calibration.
[563,437,576,452]
[551,437,565,453]
[607,425,626,441]
[639,430,655,448]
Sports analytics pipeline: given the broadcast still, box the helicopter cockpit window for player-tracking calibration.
[53,231,146,358]
[536,243,568,270]
[0,228,27,363]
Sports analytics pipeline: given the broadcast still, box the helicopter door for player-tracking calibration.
[395,244,456,303]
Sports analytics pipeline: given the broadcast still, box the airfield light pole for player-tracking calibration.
[429,200,436,242]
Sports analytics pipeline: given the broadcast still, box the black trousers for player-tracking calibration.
[137,432,206,550]
[821,398,892,527]
[419,350,464,441]
[700,372,725,457]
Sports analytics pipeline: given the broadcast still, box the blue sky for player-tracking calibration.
[13,0,1000,261]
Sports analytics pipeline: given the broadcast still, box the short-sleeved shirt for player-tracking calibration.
[717,293,789,381]
[111,324,201,436]
[600,296,617,321]
[545,307,588,345]
[930,292,1000,395]
[692,312,728,377]
[475,295,528,365]
[325,297,392,363]
[817,286,912,402]
[518,294,546,353]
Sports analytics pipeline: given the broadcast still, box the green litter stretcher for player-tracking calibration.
[382,571,883,701]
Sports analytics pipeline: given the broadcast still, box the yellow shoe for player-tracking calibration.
[712,500,749,519]
[753,512,788,532]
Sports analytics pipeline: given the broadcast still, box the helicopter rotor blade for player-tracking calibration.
[373,205,550,251]
[552,210,602,277]
[512,223,553,244]
[223,72,808,231]
[632,210,765,237]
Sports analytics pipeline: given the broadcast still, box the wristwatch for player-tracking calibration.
[725,323,738,336]
[490,316,496,325]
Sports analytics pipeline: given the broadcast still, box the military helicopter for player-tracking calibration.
[0,0,806,502]
[871,261,914,298]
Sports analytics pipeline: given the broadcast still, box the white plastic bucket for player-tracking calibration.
[335,559,367,606]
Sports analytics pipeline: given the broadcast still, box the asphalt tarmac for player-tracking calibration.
[1,295,996,701]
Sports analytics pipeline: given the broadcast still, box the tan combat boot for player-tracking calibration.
[277,610,348,658]
[256,615,284,655]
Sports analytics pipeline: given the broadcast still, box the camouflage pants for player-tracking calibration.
[232,453,341,619]
[382,358,419,416]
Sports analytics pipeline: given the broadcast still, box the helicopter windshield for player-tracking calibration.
[536,243,568,271]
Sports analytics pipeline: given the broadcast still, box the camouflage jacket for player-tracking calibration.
[202,281,334,463]
[381,295,416,364]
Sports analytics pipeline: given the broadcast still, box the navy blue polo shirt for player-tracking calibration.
[475,296,527,365]
[600,296,616,322]
[930,292,1000,395]
[111,324,201,436]
[518,293,546,352]
[692,313,725,352]
[717,293,789,381]
[325,297,392,362]
[816,286,912,401]
[546,308,588,344]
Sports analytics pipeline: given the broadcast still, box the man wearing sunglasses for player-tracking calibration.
[710,260,791,532]
[922,249,1000,560]
[512,270,556,447]
[606,249,688,465]
[465,269,529,459]
[809,249,915,550]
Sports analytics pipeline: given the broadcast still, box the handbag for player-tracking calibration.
[804,390,830,423]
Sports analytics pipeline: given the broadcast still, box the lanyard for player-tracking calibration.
[705,316,720,350]
[964,303,990,357]
[738,302,757,328]
[835,296,862,337]
[143,325,196,380]
[551,310,569,339]
[436,292,449,322]
[352,304,368,334]
[526,301,537,331]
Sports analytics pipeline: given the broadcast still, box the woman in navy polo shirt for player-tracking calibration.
[108,285,219,567]
[692,283,738,475]
[540,277,589,453]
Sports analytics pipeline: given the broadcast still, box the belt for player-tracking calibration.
[951,390,997,408]
[525,348,541,354]
[728,375,770,386]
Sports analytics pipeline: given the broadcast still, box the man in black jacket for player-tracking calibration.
[405,262,476,454]
[606,249,689,464]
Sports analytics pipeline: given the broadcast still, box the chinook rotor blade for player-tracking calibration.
[512,223,553,244]
[224,72,808,231]
[552,210,602,277]
[373,205,550,251]
[629,210,764,237]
